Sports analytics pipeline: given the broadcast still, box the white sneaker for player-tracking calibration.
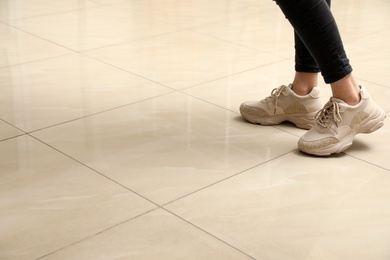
[240,84,323,129]
[298,86,386,156]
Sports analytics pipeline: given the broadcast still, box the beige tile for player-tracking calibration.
[0,24,73,68]
[235,0,276,7]
[10,5,179,51]
[347,30,390,87]
[334,0,390,40]
[0,135,156,260]
[85,30,282,89]
[346,111,390,170]
[0,54,171,132]
[1,0,389,259]
[167,153,390,259]
[43,208,251,259]
[92,0,128,4]
[191,7,294,58]
[0,0,99,21]
[31,92,299,205]
[332,1,390,87]
[110,0,262,29]
[0,120,23,141]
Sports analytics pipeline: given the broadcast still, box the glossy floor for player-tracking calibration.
[1,0,390,259]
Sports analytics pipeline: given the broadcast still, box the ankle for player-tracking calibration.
[292,72,318,96]
[330,74,361,105]
[291,84,315,96]
[334,91,361,106]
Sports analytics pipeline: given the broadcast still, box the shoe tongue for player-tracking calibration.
[329,97,351,111]
[330,97,348,106]
[330,97,343,103]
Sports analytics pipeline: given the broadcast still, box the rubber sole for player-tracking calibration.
[240,112,317,130]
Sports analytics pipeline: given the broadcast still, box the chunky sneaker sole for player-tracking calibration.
[240,84,323,130]
[298,86,386,156]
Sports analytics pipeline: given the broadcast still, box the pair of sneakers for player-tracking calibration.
[240,84,386,156]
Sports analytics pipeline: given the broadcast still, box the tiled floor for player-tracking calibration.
[1,0,390,259]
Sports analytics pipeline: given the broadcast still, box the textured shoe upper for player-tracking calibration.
[299,86,385,154]
[306,89,370,139]
[240,84,322,117]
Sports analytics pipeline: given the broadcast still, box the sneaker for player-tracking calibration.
[240,84,323,129]
[298,86,386,156]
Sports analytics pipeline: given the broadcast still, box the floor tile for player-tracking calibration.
[0,120,23,141]
[1,0,390,259]
[31,92,298,205]
[235,0,275,7]
[85,30,282,89]
[110,0,264,29]
[0,135,156,260]
[191,7,294,58]
[0,0,99,21]
[167,153,390,259]
[9,5,179,52]
[348,30,390,87]
[91,0,129,4]
[346,111,390,170]
[0,23,72,68]
[42,208,251,260]
[334,0,390,40]
[0,54,171,132]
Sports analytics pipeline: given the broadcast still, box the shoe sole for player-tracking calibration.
[298,108,386,156]
[240,111,317,130]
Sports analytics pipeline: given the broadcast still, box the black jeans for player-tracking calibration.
[274,0,353,83]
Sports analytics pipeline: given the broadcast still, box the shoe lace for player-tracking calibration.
[265,85,287,112]
[315,99,342,128]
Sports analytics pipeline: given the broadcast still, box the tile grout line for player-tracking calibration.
[345,153,390,172]
[184,26,293,60]
[158,151,299,260]
[0,118,28,143]
[162,149,296,207]
[35,207,159,260]
[28,134,162,208]
[27,133,293,260]
[27,134,265,260]
[25,90,175,135]
[161,207,257,260]
[26,135,175,259]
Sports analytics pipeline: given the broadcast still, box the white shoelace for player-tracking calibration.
[315,99,342,128]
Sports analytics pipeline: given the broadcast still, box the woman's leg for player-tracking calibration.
[240,0,385,150]
[273,0,386,155]
[291,3,324,96]
[274,0,360,105]
[274,0,348,83]
[291,0,330,96]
